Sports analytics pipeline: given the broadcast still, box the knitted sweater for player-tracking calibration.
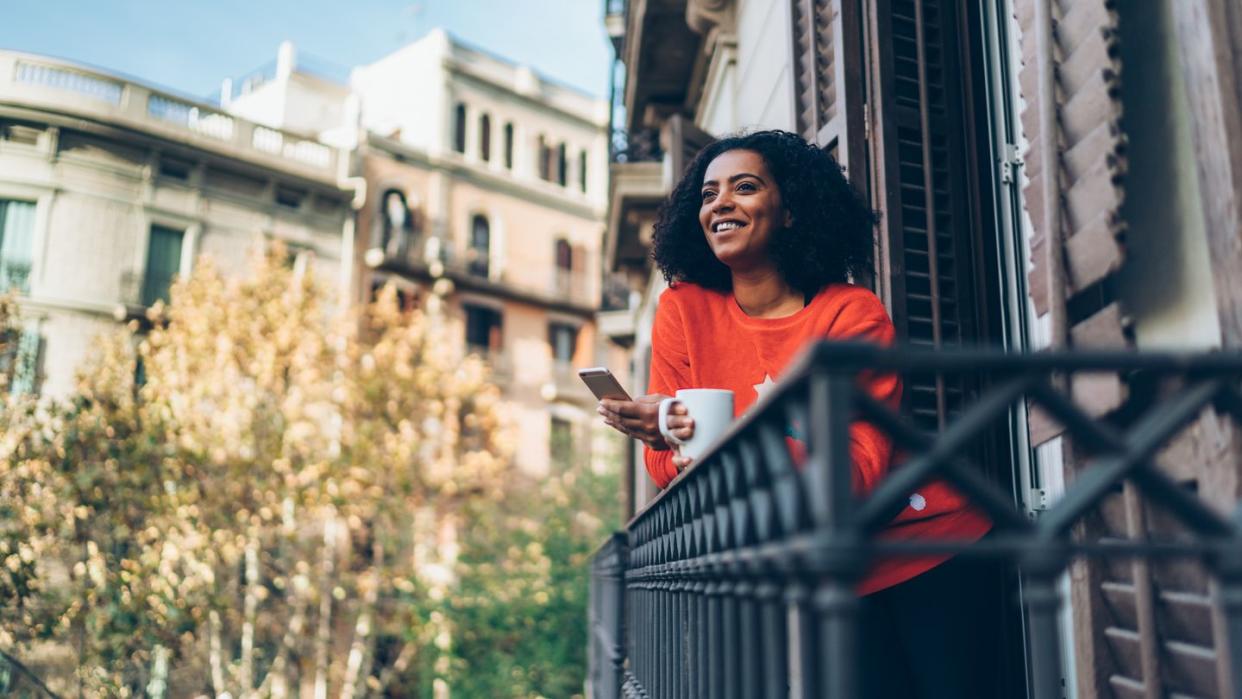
[644,282,991,594]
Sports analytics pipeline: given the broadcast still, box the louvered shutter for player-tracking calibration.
[791,0,865,181]
[1015,1,1238,696]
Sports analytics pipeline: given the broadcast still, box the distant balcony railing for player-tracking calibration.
[368,235,597,310]
[0,51,340,179]
[0,260,31,294]
[588,342,1242,698]
[610,127,662,164]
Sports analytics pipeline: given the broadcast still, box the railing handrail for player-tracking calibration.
[592,340,1242,699]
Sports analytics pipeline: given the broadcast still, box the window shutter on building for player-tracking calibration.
[1016,0,1132,444]
[1015,2,1238,696]
[791,0,866,180]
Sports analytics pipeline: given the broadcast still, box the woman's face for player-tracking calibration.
[698,149,790,271]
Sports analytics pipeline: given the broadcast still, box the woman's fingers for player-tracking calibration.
[672,455,694,472]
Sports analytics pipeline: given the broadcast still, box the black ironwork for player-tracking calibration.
[589,532,627,699]
[587,341,1242,698]
[611,127,663,164]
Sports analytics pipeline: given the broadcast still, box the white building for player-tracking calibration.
[0,50,355,398]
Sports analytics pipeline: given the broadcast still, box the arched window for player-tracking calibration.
[557,143,568,186]
[479,113,492,162]
[453,103,467,153]
[379,189,416,258]
[503,122,515,169]
[469,214,490,277]
[555,238,573,271]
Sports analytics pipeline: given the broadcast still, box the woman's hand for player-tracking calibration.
[599,395,697,473]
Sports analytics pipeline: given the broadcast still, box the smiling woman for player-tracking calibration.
[595,129,997,698]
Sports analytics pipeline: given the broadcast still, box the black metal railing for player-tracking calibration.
[589,532,627,699]
[611,127,663,164]
[587,341,1242,698]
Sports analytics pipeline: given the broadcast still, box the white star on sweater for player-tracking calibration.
[754,374,776,400]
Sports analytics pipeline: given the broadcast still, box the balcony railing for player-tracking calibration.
[588,342,1242,698]
[367,236,597,310]
[610,127,662,164]
[0,51,340,180]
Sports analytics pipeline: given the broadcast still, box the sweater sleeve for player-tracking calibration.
[831,290,902,495]
[644,291,691,488]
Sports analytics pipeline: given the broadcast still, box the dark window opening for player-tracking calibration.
[479,113,492,162]
[158,156,193,181]
[537,135,551,181]
[453,103,467,154]
[503,122,515,169]
[469,215,490,277]
[464,304,503,354]
[142,225,184,306]
[557,143,568,186]
[379,189,416,258]
[578,150,588,192]
[275,185,306,209]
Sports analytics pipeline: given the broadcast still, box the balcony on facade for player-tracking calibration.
[597,275,638,346]
[0,51,342,184]
[588,342,1242,698]
[365,234,598,317]
[605,129,666,284]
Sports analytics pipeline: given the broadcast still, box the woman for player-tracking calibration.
[598,130,997,697]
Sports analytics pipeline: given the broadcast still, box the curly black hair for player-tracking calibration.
[651,129,876,296]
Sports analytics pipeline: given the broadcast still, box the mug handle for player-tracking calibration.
[658,397,687,448]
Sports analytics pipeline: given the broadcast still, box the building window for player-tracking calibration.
[503,122,514,169]
[275,185,306,209]
[464,303,503,354]
[468,215,490,277]
[579,150,588,192]
[0,199,36,293]
[142,225,184,306]
[479,113,492,162]
[537,135,551,181]
[557,143,568,187]
[453,102,467,154]
[379,189,416,258]
[550,416,574,471]
[548,321,578,365]
[1,324,41,396]
[554,238,575,296]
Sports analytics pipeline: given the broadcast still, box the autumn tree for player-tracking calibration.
[1,250,514,696]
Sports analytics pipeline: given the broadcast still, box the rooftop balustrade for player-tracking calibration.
[0,51,340,181]
[588,342,1242,698]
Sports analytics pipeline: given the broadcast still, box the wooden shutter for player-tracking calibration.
[1015,2,1242,696]
[863,0,993,433]
[1016,0,1131,439]
[790,0,866,181]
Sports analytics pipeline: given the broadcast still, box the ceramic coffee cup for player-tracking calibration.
[658,388,735,461]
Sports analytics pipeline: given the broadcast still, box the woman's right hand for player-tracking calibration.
[598,394,695,451]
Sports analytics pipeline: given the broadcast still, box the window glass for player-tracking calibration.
[548,322,577,363]
[503,123,514,169]
[464,304,503,353]
[453,103,467,153]
[480,113,492,162]
[0,199,36,293]
[142,225,184,306]
[469,215,490,277]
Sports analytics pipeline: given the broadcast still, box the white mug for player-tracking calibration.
[658,389,735,461]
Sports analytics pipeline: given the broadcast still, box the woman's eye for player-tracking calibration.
[701,190,716,202]
[736,182,756,192]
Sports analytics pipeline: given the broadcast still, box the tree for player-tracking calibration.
[0,249,514,696]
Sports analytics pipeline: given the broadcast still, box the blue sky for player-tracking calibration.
[0,0,615,100]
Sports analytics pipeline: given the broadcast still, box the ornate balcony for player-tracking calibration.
[588,342,1242,697]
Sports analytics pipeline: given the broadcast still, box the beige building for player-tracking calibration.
[228,34,620,476]
[0,50,355,399]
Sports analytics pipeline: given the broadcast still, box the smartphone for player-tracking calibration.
[577,367,632,402]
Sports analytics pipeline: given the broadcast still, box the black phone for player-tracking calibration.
[577,367,632,401]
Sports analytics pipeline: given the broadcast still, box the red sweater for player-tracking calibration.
[645,282,991,594]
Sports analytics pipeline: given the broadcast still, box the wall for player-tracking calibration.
[734,0,796,131]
